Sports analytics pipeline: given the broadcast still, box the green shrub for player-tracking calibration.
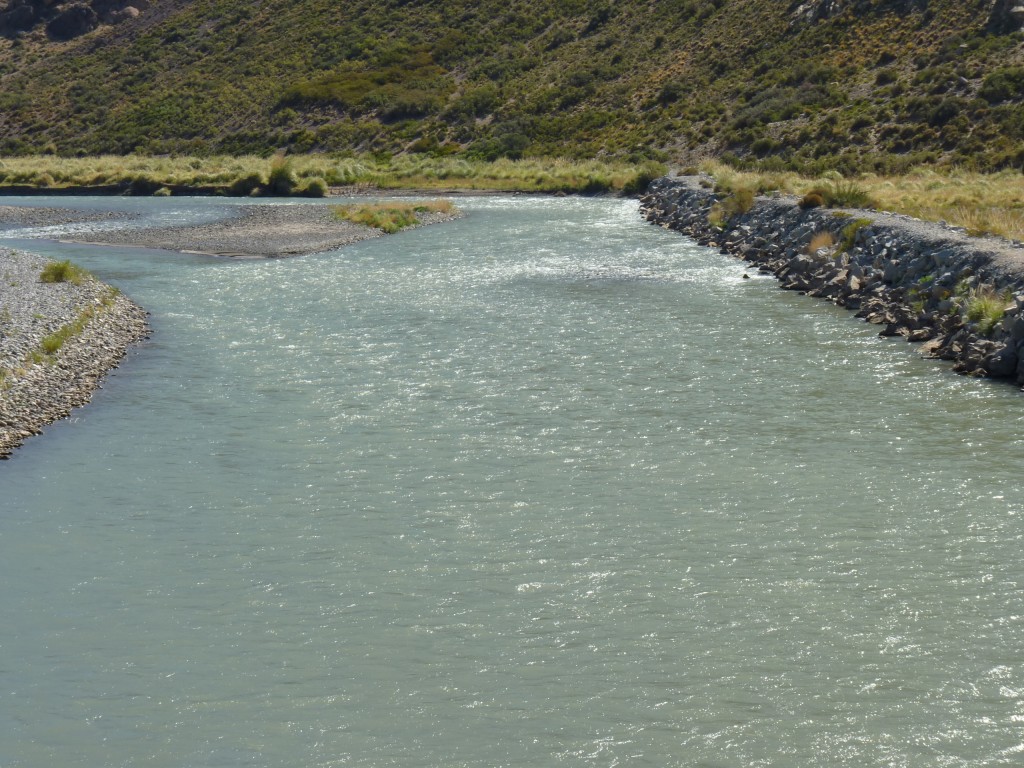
[803,180,877,209]
[729,186,755,214]
[39,260,88,285]
[965,286,1011,336]
[837,218,872,253]
[297,177,328,197]
[979,68,1024,104]
[708,187,755,227]
[266,155,296,196]
[229,172,264,196]
[823,179,876,208]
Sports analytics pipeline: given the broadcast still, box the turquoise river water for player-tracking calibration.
[2,195,1024,767]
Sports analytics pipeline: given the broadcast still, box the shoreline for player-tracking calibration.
[0,200,464,459]
[641,176,1024,385]
[0,248,150,459]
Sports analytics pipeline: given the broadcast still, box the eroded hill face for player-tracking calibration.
[0,0,1020,172]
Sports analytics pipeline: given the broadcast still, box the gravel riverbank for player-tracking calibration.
[0,200,463,458]
[0,205,132,229]
[0,248,149,459]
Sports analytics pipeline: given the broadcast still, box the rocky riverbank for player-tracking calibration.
[0,248,149,458]
[641,176,1024,384]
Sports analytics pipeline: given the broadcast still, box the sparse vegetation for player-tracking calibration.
[805,231,836,255]
[699,161,1024,241]
[963,285,1012,336]
[335,199,456,234]
[39,260,89,286]
[31,289,117,364]
[838,219,873,254]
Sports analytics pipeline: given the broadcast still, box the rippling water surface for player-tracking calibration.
[3,195,1024,767]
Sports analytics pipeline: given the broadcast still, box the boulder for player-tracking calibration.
[0,3,36,34]
[988,0,1024,34]
[45,2,97,38]
[983,343,1018,378]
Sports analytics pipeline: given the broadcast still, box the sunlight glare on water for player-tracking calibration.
[2,195,1024,767]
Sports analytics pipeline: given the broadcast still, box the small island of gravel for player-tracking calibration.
[64,202,462,258]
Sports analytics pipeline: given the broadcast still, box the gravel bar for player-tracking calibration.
[0,248,149,459]
[66,203,461,258]
[0,205,133,228]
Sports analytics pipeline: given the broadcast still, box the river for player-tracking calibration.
[2,195,1024,766]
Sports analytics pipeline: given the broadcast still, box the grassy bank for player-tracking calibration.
[700,161,1024,242]
[0,155,665,197]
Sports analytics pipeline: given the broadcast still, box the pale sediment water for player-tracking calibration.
[2,195,1024,767]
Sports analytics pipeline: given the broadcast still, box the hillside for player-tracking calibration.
[0,0,1021,172]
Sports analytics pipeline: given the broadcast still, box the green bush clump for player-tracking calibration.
[837,218,872,253]
[729,187,755,214]
[266,155,296,196]
[297,177,328,197]
[979,68,1024,104]
[965,286,1011,336]
[39,259,88,285]
[708,186,756,227]
[803,180,877,209]
[229,172,264,196]
[825,179,877,209]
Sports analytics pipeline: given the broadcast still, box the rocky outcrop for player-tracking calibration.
[45,2,97,39]
[0,0,142,38]
[641,177,1024,385]
[988,0,1024,34]
[789,0,927,24]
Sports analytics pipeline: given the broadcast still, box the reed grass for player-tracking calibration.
[0,155,665,196]
[963,285,1013,337]
[334,199,456,234]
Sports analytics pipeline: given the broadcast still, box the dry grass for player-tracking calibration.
[334,199,455,233]
[700,161,1024,241]
[805,231,836,254]
[0,155,664,196]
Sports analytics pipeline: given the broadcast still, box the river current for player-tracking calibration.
[2,195,1024,767]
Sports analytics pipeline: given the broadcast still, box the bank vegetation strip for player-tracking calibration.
[699,160,1024,242]
[0,155,664,197]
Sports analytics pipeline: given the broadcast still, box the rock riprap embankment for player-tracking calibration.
[641,176,1024,385]
[0,248,149,458]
